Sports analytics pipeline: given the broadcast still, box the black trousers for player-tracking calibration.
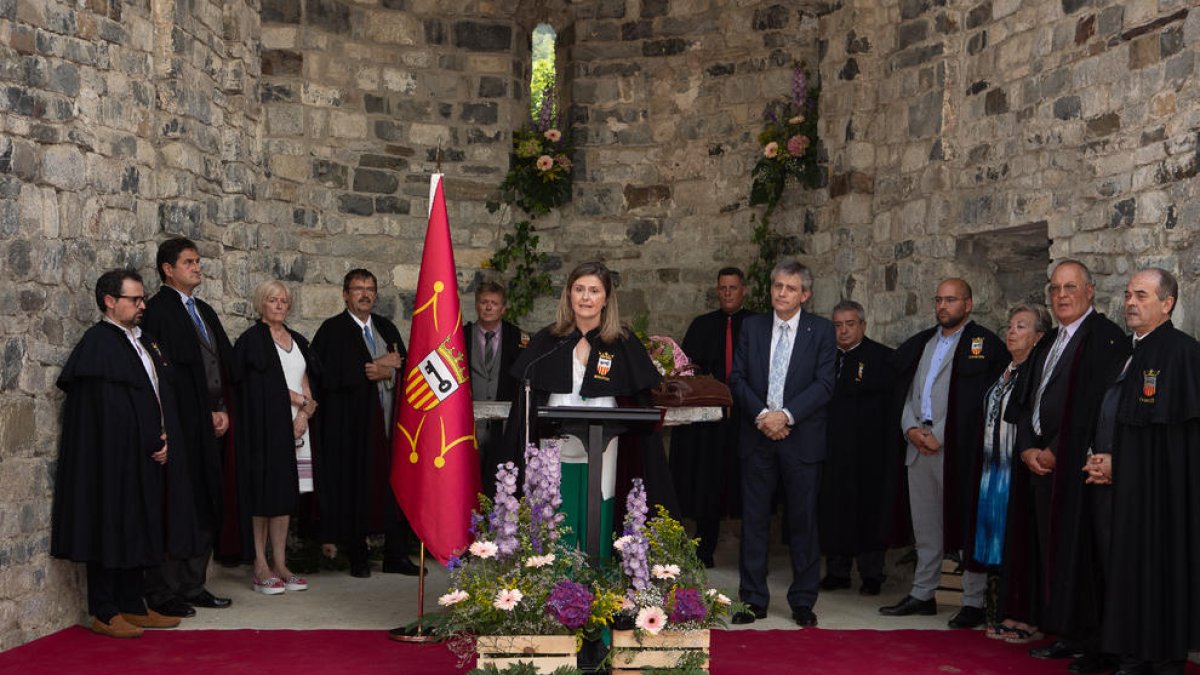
[346,519,412,567]
[825,550,885,582]
[86,563,146,621]
[144,529,212,606]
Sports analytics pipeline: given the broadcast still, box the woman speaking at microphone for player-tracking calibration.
[498,261,678,559]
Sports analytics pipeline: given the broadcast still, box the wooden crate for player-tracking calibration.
[475,634,577,673]
[936,558,963,606]
[610,629,710,673]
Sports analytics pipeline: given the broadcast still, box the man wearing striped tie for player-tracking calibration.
[312,269,420,578]
[729,259,836,628]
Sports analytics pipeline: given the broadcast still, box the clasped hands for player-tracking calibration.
[365,351,403,381]
[1083,453,1112,484]
[1019,447,1057,475]
[906,427,942,455]
[756,410,791,441]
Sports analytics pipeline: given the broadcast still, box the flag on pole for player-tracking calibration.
[392,174,480,564]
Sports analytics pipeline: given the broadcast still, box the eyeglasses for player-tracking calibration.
[118,295,146,305]
[1047,283,1081,296]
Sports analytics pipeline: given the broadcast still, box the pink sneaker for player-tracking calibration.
[283,575,308,592]
[252,576,286,595]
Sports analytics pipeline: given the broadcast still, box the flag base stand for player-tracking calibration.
[389,543,441,643]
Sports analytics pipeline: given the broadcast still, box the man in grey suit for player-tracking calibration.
[729,259,836,627]
[881,278,1007,628]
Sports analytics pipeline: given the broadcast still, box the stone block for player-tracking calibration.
[1053,95,1081,120]
[266,104,304,135]
[752,4,789,31]
[41,145,84,191]
[453,21,511,52]
[1128,34,1160,70]
[261,0,300,23]
[311,159,347,188]
[643,38,688,57]
[352,168,398,194]
[907,90,943,138]
[329,110,366,139]
[308,0,349,34]
[365,10,421,45]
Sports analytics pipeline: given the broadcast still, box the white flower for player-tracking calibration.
[613,535,633,552]
[437,590,469,606]
[706,588,731,605]
[635,606,667,635]
[524,554,555,568]
[493,588,524,611]
[651,564,681,580]
[469,540,498,559]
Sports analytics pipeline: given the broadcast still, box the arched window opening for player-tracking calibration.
[531,23,557,125]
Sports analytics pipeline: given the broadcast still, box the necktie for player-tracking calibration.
[484,330,496,367]
[186,297,210,344]
[836,351,845,380]
[767,323,790,410]
[724,315,733,380]
[363,323,377,356]
[1032,328,1070,435]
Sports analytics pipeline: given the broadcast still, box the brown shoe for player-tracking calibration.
[90,615,144,638]
[121,609,182,629]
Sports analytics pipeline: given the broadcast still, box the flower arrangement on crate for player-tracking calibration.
[612,479,737,636]
[746,64,822,312]
[439,441,622,665]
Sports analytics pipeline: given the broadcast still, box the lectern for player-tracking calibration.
[536,405,665,561]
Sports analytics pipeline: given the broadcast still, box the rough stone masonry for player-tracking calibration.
[1,0,1198,650]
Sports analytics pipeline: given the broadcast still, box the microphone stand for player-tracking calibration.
[520,333,575,454]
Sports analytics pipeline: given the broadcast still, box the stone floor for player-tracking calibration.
[179,521,952,633]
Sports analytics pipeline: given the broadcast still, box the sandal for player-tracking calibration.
[1003,626,1044,644]
[985,623,1019,640]
[282,574,308,592]
[252,576,286,595]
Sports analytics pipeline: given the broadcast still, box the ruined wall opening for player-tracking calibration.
[955,222,1052,331]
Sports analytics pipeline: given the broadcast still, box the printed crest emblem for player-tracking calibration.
[596,351,614,378]
[856,361,864,382]
[1142,369,1159,398]
[404,333,469,412]
[519,332,530,348]
[970,337,984,356]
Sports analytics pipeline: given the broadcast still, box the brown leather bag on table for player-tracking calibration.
[650,367,733,408]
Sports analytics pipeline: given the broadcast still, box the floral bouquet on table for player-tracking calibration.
[631,313,693,377]
[439,440,623,665]
[611,479,740,636]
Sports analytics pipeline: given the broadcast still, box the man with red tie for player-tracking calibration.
[669,267,752,568]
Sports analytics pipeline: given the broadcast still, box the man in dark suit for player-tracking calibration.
[670,266,752,568]
[312,269,420,577]
[881,278,1007,628]
[463,281,526,484]
[1014,260,1126,671]
[819,300,896,596]
[141,238,234,617]
[729,259,836,627]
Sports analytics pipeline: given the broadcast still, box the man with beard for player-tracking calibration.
[1011,260,1125,671]
[52,269,183,637]
[1097,269,1200,675]
[881,278,1007,628]
[312,269,420,577]
[818,300,895,596]
[141,238,235,617]
[669,266,752,567]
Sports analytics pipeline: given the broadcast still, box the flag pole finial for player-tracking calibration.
[436,141,443,174]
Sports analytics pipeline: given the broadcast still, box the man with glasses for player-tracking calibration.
[670,266,752,567]
[52,269,183,637]
[142,237,236,618]
[1011,260,1125,672]
[312,269,420,577]
[881,278,1007,628]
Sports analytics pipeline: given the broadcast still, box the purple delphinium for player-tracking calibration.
[545,579,594,630]
[668,587,708,624]
[469,511,485,538]
[791,66,808,111]
[537,83,556,133]
[490,462,520,557]
[620,479,651,592]
[446,555,463,572]
[524,441,564,553]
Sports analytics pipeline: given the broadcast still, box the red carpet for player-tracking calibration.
[2,627,1197,674]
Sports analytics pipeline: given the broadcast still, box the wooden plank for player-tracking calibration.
[935,589,963,606]
[940,573,964,590]
[611,629,710,649]
[941,559,962,574]
[476,634,576,654]
[478,655,578,672]
[611,649,710,668]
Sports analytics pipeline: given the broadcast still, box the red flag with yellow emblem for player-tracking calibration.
[392,175,480,564]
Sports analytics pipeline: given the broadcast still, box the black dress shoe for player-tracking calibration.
[859,577,883,596]
[350,563,371,578]
[879,595,936,616]
[819,575,851,591]
[731,604,767,624]
[151,597,195,619]
[382,558,425,576]
[1029,640,1083,660]
[792,607,817,627]
[947,605,985,628]
[187,590,232,609]
[1067,654,1117,673]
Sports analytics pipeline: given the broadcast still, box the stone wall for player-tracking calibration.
[817,0,1200,345]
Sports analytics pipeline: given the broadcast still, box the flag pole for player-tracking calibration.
[390,542,435,642]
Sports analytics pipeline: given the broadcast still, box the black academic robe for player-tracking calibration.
[1002,312,1126,629]
[233,322,321,547]
[669,308,750,521]
[892,320,1008,559]
[819,337,897,556]
[312,311,405,543]
[499,326,680,518]
[141,289,235,534]
[463,319,526,402]
[51,322,191,568]
[1101,323,1200,662]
